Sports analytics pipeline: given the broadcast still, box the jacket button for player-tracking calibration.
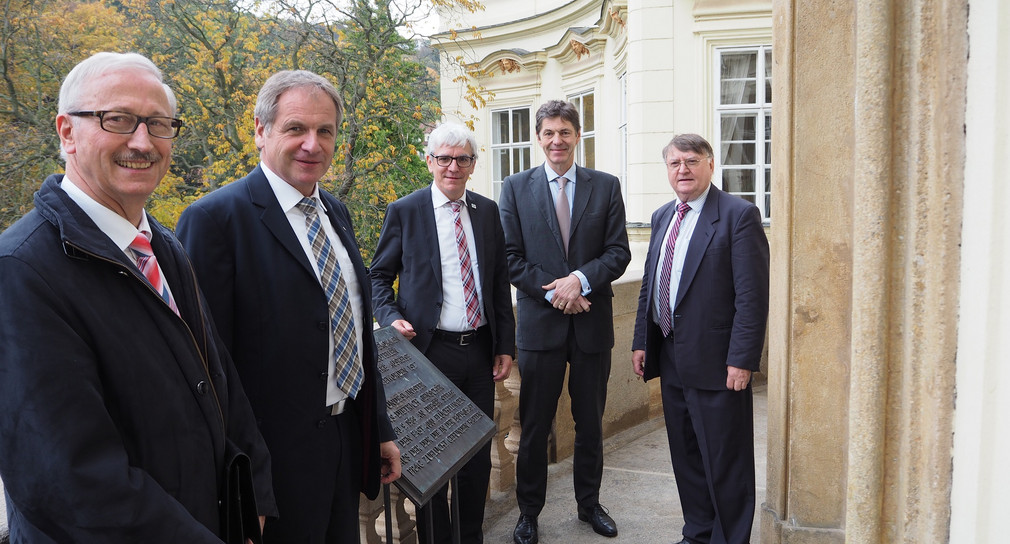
[317,419,327,428]
[196,381,208,395]
[320,372,328,381]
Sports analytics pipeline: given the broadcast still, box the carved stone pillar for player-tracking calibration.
[490,379,518,492]
[359,486,417,544]
[764,1,966,542]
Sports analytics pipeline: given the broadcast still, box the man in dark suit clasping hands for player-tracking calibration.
[500,100,631,544]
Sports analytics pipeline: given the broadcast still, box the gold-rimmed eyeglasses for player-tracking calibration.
[667,157,710,170]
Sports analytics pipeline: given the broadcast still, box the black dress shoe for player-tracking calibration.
[513,513,538,544]
[577,504,618,537]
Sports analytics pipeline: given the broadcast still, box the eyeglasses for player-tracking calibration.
[668,157,710,170]
[430,154,476,168]
[69,110,184,139]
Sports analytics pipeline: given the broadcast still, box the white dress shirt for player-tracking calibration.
[431,183,486,332]
[60,176,178,304]
[652,186,711,327]
[262,163,365,407]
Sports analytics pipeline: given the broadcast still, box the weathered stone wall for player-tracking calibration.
[763,1,966,542]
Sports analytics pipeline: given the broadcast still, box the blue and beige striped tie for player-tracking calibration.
[296,198,363,399]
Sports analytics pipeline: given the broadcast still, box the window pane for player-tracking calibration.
[764,114,772,164]
[583,94,595,132]
[765,194,771,218]
[521,147,531,170]
[583,136,596,169]
[492,111,508,144]
[721,114,756,140]
[494,149,508,180]
[721,142,755,166]
[721,81,756,105]
[493,181,502,202]
[513,108,530,142]
[723,52,757,78]
[765,49,773,103]
[722,168,755,193]
[721,52,757,104]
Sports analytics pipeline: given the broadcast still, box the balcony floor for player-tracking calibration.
[483,385,768,543]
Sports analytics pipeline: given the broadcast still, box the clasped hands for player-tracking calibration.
[544,274,590,315]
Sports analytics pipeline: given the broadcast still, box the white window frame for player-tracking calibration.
[714,45,772,223]
[618,73,628,203]
[567,90,595,169]
[489,106,533,201]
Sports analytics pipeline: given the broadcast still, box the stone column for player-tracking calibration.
[763,1,965,542]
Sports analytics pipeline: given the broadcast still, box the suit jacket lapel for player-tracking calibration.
[675,185,719,308]
[531,166,566,254]
[248,167,316,279]
[419,190,443,293]
[647,204,676,298]
[569,166,592,236]
[465,190,488,288]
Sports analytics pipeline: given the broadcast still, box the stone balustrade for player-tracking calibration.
[358,275,656,542]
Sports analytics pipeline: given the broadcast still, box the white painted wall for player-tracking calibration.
[950,1,1010,542]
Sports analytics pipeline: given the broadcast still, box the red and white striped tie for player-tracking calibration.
[450,200,482,329]
[129,231,179,316]
[658,202,691,336]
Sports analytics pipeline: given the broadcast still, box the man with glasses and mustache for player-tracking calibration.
[370,122,515,544]
[632,134,769,544]
[0,52,275,542]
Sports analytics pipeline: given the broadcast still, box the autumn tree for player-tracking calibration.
[0,0,486,261]
[265,0,444,259]
[119,0,293,225]
[0,0,134,228]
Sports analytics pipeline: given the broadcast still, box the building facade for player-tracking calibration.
[435,0,773,274]
[434,0,1009,542]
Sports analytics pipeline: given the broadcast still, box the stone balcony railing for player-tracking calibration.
[358,276,657,543]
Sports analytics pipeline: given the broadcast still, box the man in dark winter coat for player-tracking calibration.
[0,52,275,543]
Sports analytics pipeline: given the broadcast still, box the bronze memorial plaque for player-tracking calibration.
[375,326,496,506]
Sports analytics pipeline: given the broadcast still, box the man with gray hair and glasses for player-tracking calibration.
[632,133,769,544]
[371,121,515,544]
[0,51,276,542]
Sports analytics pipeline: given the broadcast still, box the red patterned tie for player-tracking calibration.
[450,200,482,330]
[658,202,692,336]
[129,231,179,316]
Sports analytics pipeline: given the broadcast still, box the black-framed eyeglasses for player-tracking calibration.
[430,153,476,168]
[69,110,184,139]
[668,157,710,170]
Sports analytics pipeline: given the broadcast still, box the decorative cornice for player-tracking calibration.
[471,49,547,77]
[548,29,607,65]
[600,0,628,37]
